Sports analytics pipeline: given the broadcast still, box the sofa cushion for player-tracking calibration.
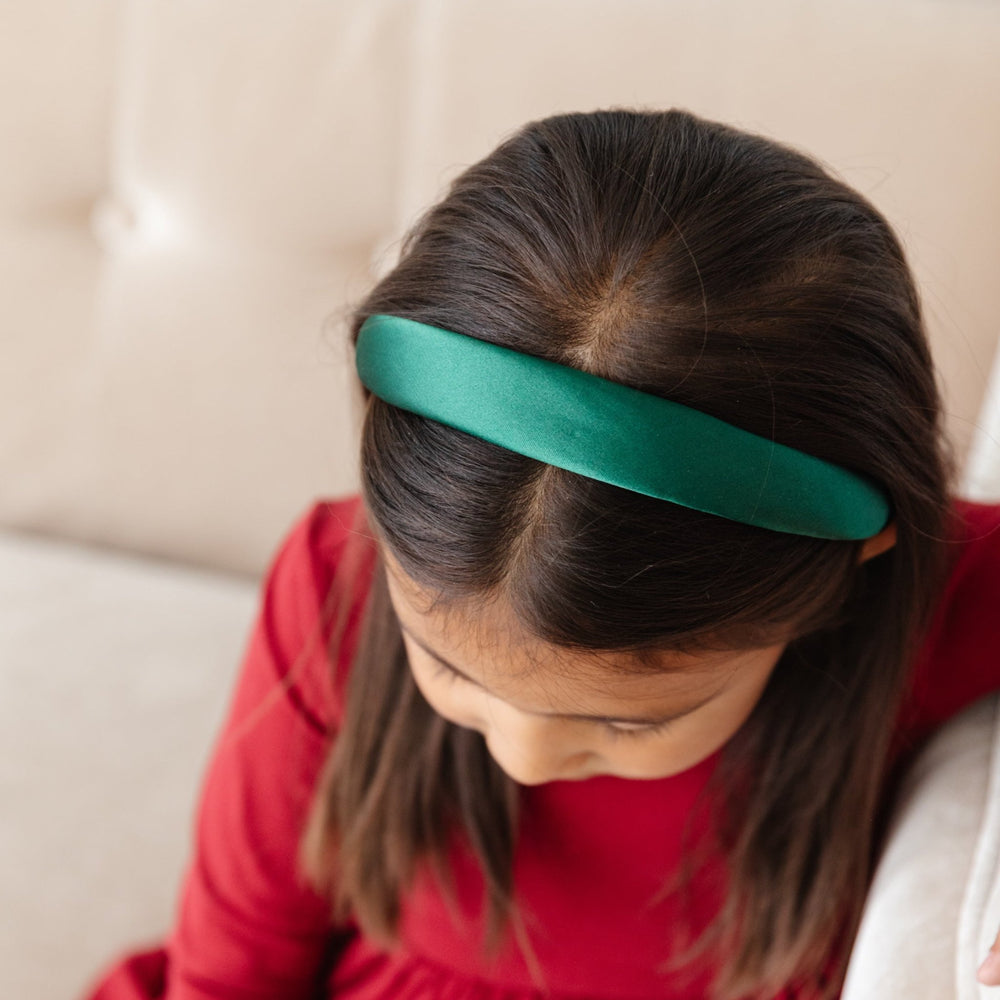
[0,528,257,1000]
[842,693,1000,998]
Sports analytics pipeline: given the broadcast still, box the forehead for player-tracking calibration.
[383,549,756,693]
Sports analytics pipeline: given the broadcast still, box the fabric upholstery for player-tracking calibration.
[0,528,257,1000]
[842,694,1000,999]
[2,0,999,576]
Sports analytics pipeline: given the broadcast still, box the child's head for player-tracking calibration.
[317,108,955,997]
[352,106,950,702]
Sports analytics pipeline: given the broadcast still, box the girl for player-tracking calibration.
[85,108,1000,1000]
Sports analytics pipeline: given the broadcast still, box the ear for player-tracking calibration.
[858,521,898,563]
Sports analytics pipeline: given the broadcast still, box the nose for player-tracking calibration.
[480,702,594,785]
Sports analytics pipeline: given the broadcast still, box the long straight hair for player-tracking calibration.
[300,108,956,998]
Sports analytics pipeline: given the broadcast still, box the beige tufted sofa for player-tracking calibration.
[3,2,1000,998]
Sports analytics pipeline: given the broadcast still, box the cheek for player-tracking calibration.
[600,684,770,778]
[656,682,765,768]
[597,728,713,779]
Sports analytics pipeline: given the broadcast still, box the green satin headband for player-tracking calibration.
[355,314,891,540]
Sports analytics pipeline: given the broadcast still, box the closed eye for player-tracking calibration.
[428,657,678,739]
[602,718,676,741]
[428,658,463,686]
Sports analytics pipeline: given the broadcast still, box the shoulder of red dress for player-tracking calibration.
[265,494,377,737]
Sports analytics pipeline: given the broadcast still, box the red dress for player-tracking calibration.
[82,496,1000,1000]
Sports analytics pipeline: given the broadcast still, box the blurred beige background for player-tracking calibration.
[2,2,1000,999]
[2,0,1000,581]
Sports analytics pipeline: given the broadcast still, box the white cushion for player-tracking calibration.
[0,528,257,1000]
[843,693,1000,999]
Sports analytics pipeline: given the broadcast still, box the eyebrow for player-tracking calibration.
[397,623,716,727]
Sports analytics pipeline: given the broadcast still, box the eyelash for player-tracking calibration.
[426,658,674,741]
[602,719,676,741]
[428,659,462,685]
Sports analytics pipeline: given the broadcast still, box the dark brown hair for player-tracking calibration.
[300,108,955,998]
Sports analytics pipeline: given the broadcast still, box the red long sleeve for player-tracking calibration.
[899,499,1000,748]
